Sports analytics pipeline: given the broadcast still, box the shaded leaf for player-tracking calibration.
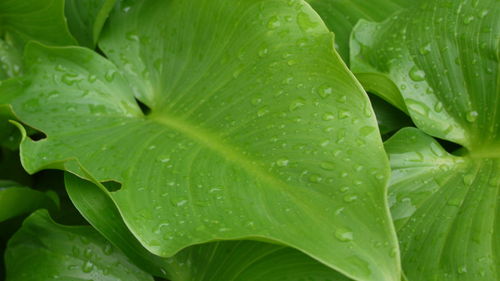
[5,209,153,281]
[307,0,411,63]
[3,0,400,280]
[0,180,58,222]
[65,0,117,48]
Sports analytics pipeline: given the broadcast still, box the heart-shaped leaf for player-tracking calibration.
[350,0,500,280]
[385,128,499,281]
[2,1,400,280]
[5,210,153,281]
[351,0,500,148]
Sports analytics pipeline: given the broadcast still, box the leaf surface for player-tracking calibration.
[66,173,352,281]
[307,0,410,63]
[0,180,58,222]
[0,0,76,46]
[5,210,153,281]
[5,1,399,280]
[385,128,499,281]
[65,0,117,47]
[351,0,500,149]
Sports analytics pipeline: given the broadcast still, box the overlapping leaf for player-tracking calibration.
[0,0,400,280]
[65,173,351,281]
[5,210,153,281]
[306,0,410,63]
[65,0,117,48]
[350,0,500,280]
[0,180,58,222]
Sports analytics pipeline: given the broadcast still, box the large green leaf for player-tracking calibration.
[307,0,410,64]
[2,1,400,280]
[351,0,500,149]
[5,210,153,281]
[385,128,499,281]
[0,0,76,46]
[349,0,500,280]
[65,0,117,48]
[65,173,352,281]
[0,180,58,222]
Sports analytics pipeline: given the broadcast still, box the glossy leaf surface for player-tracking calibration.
[351,0,500,150]
[3,0,399,280]
[66,173,352,281]
[385,128,499,281]
[65,0,117,47]
[307,0,410,63]
[0,0,76,46]
[5,210,153,281]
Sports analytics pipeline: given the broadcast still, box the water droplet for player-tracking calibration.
[105,69,116,82]
[308,174,323,183]
[320,161,335,170]
[297,12,319,32]
[258,47,268,57]
[463,174,475,185]
[267,16,281,30]
[466,111,478,122]
[170,197,188,207]
[463,16,474,25]
[289,98,306,112]
[276,158,289,167]
[87,74,97,83]
[318,85,333,98]
[322,112,335,121]
[457,265,468,274]
[409,66,426,81]
[419,43,432,55]
[338,110,350,119]
[343,194,358,203]
[335,228,353,242]
[434,101,443,112]
[82,261,94,273]
[257,106,269,117]
[126,31,139,41]
[61,73,82,86]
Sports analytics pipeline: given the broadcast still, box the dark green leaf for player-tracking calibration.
[5,210,153,281]
[65,0,117,47]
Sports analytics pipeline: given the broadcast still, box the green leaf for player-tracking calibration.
[5,209,153,281]
[369,94,412,136]
[307,0,410,64]
[0,0,76,46]
[65,173,352,281]
[0,180,58,222]
[6,1,400,280]
[65,0,117,48]
[385,128,499,281]
[351,0,500,151]
[0,37,22,80]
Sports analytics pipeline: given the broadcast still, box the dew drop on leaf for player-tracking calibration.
[466,110,478,122]
[81,261,94,273]
[334,228,354,242]
[409,66,426,81]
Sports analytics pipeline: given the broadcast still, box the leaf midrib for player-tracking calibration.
[148,112,298,194]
